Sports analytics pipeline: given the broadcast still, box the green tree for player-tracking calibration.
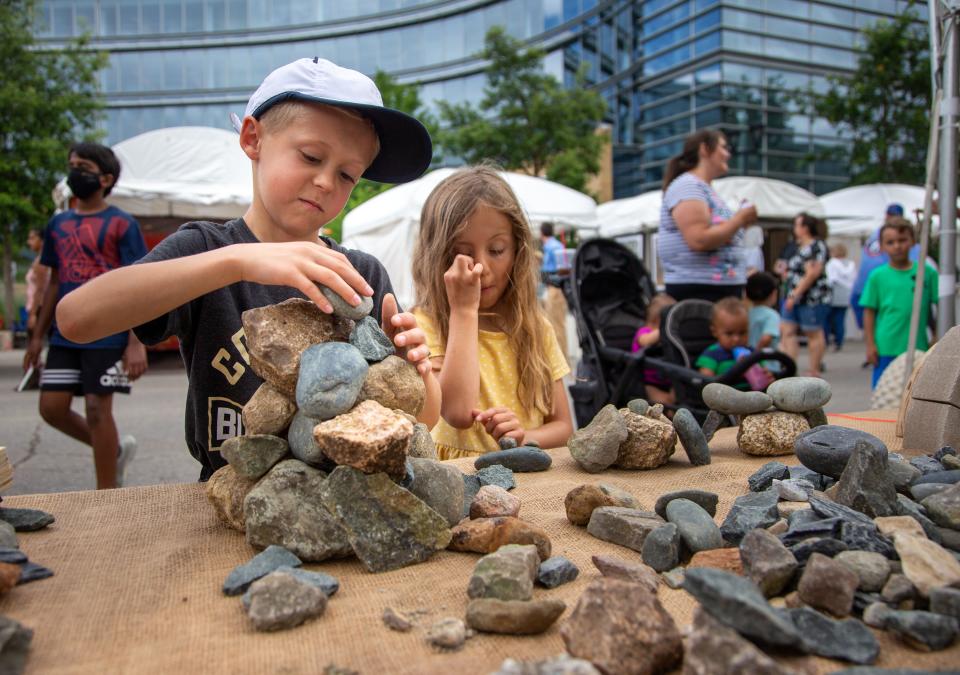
[809,10,929,184]
[326,70,437,242]
[0,0,107,328]
[437,26,607,194]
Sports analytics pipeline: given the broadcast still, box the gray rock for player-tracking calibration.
[681,567,804,649]
[773,478,814,502]
[426,617,466,650]
[788,537,848,564]
[586,507,664,553]
[888,460,922,493]
[382,607,413,632]
[787,607,879,664]
[685,606,797,675]
[701,409,726,442]
[16,561,53,584]
[930,586,960,620]
[641,523,680,572]
[835,551,892,592]
[665,498,722,553]
[840,522,895,558]
[748,461,791,492]
[222,545,302,596]
[767,376,832,413]
[0,615,33,675]
[794,425,887,479]
[244,570,327,631]
[627,398,649,415]
[862,601,894,628]
[498,436,518,450]
[910,455,945,474]
[408,423,438,460]
[462,474,482,520]
[910,483,951,501]
[407,458,466,527]
[220,434,289,480]
[912,469,960,485]
[265,565,338,597]
[349,315,394,362]
[536,556,580,588]
[568,405,628,473]
[834,439,899,518]
[804,407,829,428]
[477,464,516,491]
[720,489,780,545]
[739,528,798,597]
[320,466,451,573]
[789,464,830,490]
[672,408,710,465]
[0,508,54,532]
[244,460,353,562]
[779,517,842,547]
[922,483,960,529]
[0,521,17,549]
[467,544,538,601]
[285,411,330,468]
[0,549,26,564]
[881,573,915,604]
[319,284,373,320]
[885,610,960,651]
[474,447,552,473]
[938,525,960,551]
[808,494,875,526]
[653,489,718,519]
[295,342,368,420]
[787,508,822,528]
[702,382,772,415]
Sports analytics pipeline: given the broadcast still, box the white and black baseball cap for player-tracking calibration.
[231,57,432,184]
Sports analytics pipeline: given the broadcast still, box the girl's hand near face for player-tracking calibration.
[473,407,525,444]
[444,254,482,314]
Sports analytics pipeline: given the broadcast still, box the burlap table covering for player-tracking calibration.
[2,410,957,674]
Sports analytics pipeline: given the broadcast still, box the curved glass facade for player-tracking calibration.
[34,0,922,197]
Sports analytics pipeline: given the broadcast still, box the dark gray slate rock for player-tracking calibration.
[222,545,302,596]
[788,607,879,664]
[702,382,772,415]
[0,615,33,675]
[789,537,849,564]
[808,494,875,527]
[787,508,823,528]
[910,483,951,501]
[841,522,895,558]
[0,549,26,565]
[684,606,794,675]
[930,586,960,620]
[834,440,898,518]
[682,567,804,649]
[0,508,54,532]
[653,490,718,520]
[887,460,921,493]
[642,523,680,573]
[295,342,368,420]
[462,474,482,519]
[912,469,960,486]
[779,518,842,547]
[672,408,710,466]
[243,570,328,631]
[720,490,780,545]
[789,465,830,490]
[220,434,289,480]
[407,458,466,527]
[665,499,722,553]
[748,461,791,492]
[319,284,372,320]
[498,436,518,450]
[16,562,53,584]
[474,448,552,473]
[768,377,832,413]
[320,466,451,573]
[740,528,798,597]
[270,565,339,597]
[477,464,516,491]
[567,405,627,473]
[586,507,664,553]
[884,610,960,651]
[795,426,887,479]
[244,459,353,562]
[909,455,945,475]
[349,315,394,362]
[537,556,580,588]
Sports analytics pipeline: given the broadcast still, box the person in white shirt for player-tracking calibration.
[824,242,857,351]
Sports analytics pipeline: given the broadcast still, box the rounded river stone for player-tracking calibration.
[295,342,368,420]
[767,377,832,413]
[794,425,887,479]
[665,498,723,553]
[318,284,373,320]
[701,383,772,415]
[672,408,711,466]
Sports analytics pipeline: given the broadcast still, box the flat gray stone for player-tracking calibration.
[910,455,945,475]
[477,464,516,491]
[586,507,664,553]
[684,606,795,675]
[748,461,791,492]
[807,494,875,527]
[795,425,887,479]
[641,523,680,572]
[0,549,26,564]
[720,489,780,545]
[788,607,879,664]
[222,545,302,596]
[654,490,718,519]
[474,448,552,473]
[567,405,627,473]
[220,434,289,480]
[407,458,466,527]
[295,342,368,420]
[17,561,53,584]
[788,537,849,564]
[0,508,54,532]
[267,565,338,597]
[672,408,710,466]
[462,474,482,520]
[884,610,960,651]
[773,478,814,502]
[767,376,832,413]
[319,284,372,320]
[910,483,951,501]
[702,382,772,415]
[910,469,960,485]
[664,498,722,553]
[349,315,394,362]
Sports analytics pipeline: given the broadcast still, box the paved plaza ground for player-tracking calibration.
[0,340,877,495]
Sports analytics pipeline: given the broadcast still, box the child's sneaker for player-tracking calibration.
[117,435,137,487]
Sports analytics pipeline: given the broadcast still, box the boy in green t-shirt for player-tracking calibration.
[860,218,937,388]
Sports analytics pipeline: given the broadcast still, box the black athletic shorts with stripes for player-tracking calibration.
[39,345,132,396]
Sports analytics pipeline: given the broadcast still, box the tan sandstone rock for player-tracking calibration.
[357,355,425,418]
[206,464,258,532]
[242,382,297,436]
[737,411,810,456]
[615,409,677,469]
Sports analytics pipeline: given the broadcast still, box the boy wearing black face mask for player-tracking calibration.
[23,142,148,490]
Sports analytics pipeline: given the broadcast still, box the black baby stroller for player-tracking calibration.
[565,238,796,427]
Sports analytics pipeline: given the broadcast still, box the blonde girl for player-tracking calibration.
[412,166,573,460]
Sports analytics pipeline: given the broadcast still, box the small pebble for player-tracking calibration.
[426,617,467,650]
[382,607,413,632]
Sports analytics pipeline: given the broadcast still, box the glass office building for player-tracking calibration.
[34,0,919,197]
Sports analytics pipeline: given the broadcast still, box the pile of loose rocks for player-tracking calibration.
[567,399,711,473]
[702,376,831,456]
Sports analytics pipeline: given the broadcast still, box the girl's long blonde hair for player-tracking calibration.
[413,165,555,417]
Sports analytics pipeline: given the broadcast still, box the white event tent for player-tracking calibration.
[819,183,928,237]
[342,167,598,308]
[54,127,252,219]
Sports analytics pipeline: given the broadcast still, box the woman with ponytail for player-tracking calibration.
[657,129,758,302]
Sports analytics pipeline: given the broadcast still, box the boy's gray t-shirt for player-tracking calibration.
[133,218,396,480]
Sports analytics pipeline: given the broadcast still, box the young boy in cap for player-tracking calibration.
[56,58,440,480]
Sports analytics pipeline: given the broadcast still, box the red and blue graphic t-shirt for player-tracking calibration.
[40,206,147,349]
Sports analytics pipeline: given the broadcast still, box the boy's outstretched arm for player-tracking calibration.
[57,242,374,344]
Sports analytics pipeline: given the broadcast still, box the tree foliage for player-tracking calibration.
[0,0,107,326]
[326,70,437,241]
[811,10,930,184]
[437,27,607,194]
